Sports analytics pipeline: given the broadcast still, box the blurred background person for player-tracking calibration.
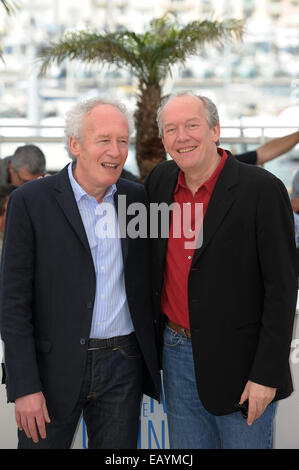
[0,145,46,186]
[235,131,299,165]
[0,184,17,256]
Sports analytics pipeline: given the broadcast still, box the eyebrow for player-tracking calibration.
[164,117,201,127]
[96,134,129,139]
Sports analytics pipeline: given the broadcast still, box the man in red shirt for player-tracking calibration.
[145,92,297,449]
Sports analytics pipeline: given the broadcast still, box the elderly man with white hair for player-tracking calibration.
[0,98,160,449]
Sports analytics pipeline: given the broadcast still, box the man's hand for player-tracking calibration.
[15,392,51,443]
[239,380,277,426]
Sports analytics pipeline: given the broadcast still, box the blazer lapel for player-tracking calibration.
[157,164,180,270]
[191,155,239,266]
[115,179,129,264]
[53,165,92,256]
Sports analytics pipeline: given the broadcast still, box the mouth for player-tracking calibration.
[177,146,196,154]
[101,162,119,169]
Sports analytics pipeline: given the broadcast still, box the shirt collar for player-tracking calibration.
[67,161,117,203]
[174,147,228,195]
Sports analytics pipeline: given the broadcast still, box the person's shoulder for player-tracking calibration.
[236,159,289,198]
[149,159,177,176]
[117,177,144,194]
[237,158,280,182]
[145,160,178,188]
[117,177,148,202]
[118,176,143,189]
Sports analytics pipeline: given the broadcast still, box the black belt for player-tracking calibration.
[88,332,135,350]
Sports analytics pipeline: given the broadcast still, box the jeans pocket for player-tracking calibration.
[163,325,183,348]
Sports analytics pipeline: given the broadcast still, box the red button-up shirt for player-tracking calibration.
[161,148,228,329]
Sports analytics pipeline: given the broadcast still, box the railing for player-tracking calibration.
[0,124,297,141]
[0,124,298,169]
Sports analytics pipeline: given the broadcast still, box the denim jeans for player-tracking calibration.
[18,332,143,449]
[162,324,277,449]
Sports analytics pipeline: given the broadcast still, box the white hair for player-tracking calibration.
[64,97,134,160]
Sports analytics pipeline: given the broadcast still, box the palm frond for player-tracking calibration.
[143,18,244,83]
[0,0,18,15]
[38,15,244,86]
[126,16,243,84]
[38,30,145,77]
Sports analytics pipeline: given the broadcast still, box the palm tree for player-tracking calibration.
[39,13,243,181]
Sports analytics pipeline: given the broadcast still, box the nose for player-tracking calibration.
[108,139,121,157]
[177,126,189,142]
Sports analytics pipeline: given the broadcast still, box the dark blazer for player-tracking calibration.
[0,165,160,419]
[145,153,298,416]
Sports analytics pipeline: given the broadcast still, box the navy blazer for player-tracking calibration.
[0,165,160,419]
[145,153,298,415]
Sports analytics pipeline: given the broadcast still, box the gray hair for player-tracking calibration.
[65,97,134,160]
[156,91,220,138]
[11,145,46,174]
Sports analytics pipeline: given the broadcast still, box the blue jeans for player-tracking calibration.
[162,324,277,449]
[18,333,143,449]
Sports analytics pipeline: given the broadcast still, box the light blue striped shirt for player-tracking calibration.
[67,162,134,339]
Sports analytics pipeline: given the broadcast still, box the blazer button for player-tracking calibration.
[155,291,159,296]
[86,301,93,309]
[80,338,86,345]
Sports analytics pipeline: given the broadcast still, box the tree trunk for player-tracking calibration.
[134,83,166,183]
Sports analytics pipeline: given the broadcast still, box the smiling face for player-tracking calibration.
[69,104,129,201]
[161,95,220,176]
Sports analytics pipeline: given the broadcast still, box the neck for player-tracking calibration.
[73,166,108,203]
[184,150,221,196]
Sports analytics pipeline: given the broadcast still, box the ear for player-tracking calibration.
[212,123,220,142]
[8,162,14,176]
[212,123,220,143]
[69,136,81,157]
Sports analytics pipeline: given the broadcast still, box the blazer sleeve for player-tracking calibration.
[0,190,42,401]
[248,175,298,388]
